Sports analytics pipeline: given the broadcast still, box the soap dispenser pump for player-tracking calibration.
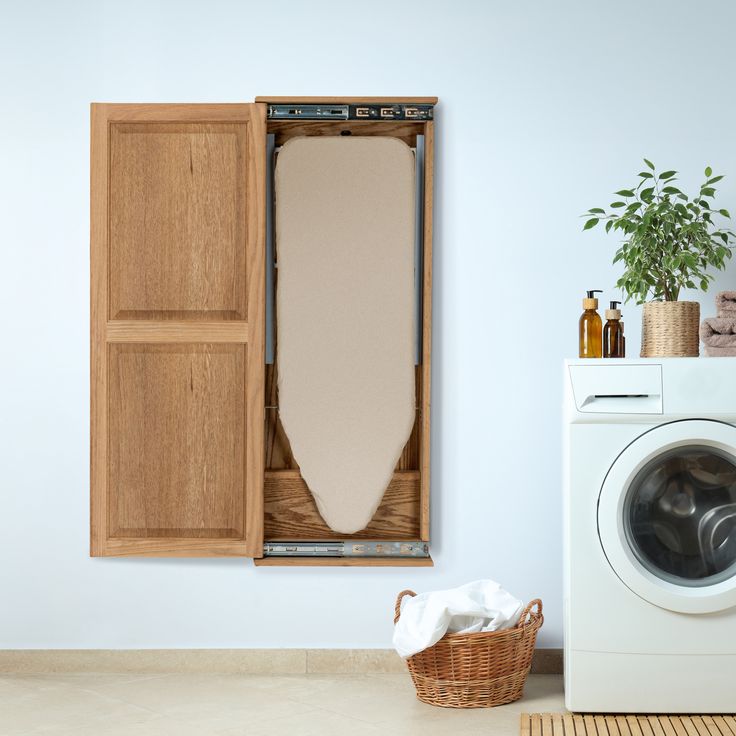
[603,300,625,358]
[579,290,603,358]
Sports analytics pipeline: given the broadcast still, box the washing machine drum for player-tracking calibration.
[599,420,736,613]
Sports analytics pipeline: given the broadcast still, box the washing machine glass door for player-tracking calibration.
[598,419,736,613]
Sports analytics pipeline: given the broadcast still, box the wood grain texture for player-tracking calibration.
[264,470,420,540]
[108,344,245,539]
[419,121,434,541]
[243,102,267,556]
[264,363,297,470]
[90,104,109,557]
[267,119,422,146]
[255,96,439,104]
[519,716,736,736]
[107,321,248,342]
[109,122,247,320]
[92,103,253,122]
[396,366,421,471]
[91,103,265,557]
[100,538,252,557]
[254,556,433,567]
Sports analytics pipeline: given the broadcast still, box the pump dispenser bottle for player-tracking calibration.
[579,290,602,358]
[603,301,624,358]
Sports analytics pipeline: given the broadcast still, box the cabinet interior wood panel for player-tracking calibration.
[109,122,248,321]
[263,470,420,540]
[108,343,246,539]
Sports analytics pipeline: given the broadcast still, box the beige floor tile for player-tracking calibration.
[28,713,228,736]
[0,672,564,736]
[0,678,157,736]
[218,708,383,736]
[80,672,315,725]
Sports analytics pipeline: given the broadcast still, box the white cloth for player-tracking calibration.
[392,580,524,658]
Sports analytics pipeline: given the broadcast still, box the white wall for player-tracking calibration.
[2,0,736,650]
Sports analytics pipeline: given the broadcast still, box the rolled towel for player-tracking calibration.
[716,291,736,316]
[700,317,736,348]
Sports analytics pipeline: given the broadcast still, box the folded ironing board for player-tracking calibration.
[275,136,416,534]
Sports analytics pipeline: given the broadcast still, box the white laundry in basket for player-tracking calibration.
[393,580,523,658]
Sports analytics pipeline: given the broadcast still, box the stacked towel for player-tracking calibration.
[701,292,736,356]
[716,292,736,316]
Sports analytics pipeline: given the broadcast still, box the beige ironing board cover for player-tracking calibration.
[275,136,416,534]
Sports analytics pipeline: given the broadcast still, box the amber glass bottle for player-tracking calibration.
[603,301,625,358]
[579,290,602,358]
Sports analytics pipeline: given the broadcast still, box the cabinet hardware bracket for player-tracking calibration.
[267,104,434,121]
[263,541,429,558]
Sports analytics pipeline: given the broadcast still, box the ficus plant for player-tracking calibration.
[581,159,735,303]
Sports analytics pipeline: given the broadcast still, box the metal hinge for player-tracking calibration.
[267,104,434,121]
[263,541,429,558]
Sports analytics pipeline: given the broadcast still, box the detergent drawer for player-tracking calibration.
[569,364,662,414]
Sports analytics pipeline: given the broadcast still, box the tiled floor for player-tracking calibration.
[0,672,564,735]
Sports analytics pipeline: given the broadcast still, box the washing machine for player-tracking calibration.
[564,358,736,713]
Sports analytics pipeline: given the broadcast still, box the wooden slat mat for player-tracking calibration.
[521,714,736,736]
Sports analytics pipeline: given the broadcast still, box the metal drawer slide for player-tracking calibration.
[263,541,429,558]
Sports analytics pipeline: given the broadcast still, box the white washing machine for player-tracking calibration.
[564,358,736,713]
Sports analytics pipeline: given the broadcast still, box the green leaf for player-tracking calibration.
[707,175,724,185]
[662,186,682,194]
[615,189,635,197]
[606,220,613,233]
[701,187,716,197]
[640,187,655,201]
[705,166,713,177]
[638,171,654,178]
[610,201,626,208]
[644,158,655,170]
[719,209,731,218]
[659,170,677,179]
[583,218,599,230]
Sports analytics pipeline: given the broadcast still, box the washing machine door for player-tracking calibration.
[598,419,736,613]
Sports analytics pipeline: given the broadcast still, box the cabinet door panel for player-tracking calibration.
[109,123,248,320]
[108,343,245,539]
[91,103,265,557]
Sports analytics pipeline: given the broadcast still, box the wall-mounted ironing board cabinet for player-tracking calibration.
[90,97,436,566]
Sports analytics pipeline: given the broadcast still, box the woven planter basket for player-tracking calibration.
[640,300,700,357]
[394,590,543,708]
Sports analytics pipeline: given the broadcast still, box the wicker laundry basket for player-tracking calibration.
[394,590,543,708]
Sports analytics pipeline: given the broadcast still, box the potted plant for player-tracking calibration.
[582,160,735,357]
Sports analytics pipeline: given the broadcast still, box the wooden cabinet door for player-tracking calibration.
[91,104,266,556]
